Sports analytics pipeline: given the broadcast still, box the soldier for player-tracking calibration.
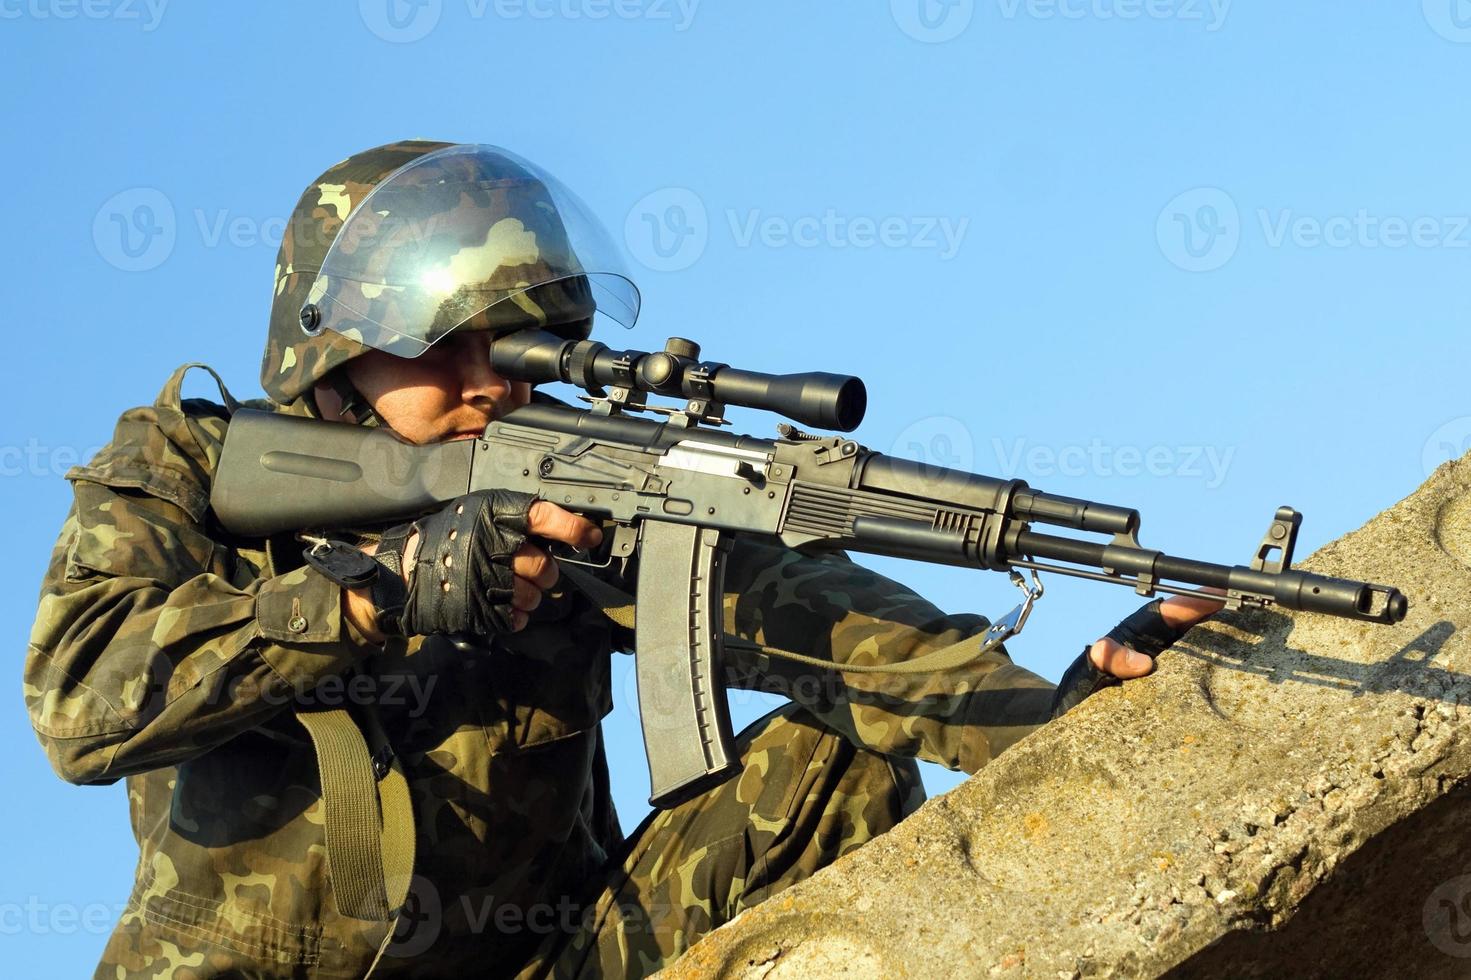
[26,141,1220,978]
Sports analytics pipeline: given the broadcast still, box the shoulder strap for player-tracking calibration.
[294,693,416,978]
[559,565,998,675]
[295,705,415,923]
[155,362,242,414]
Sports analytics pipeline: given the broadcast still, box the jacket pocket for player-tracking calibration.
[122,856,325,972]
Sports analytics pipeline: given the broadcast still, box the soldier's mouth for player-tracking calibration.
[447,415,495,441]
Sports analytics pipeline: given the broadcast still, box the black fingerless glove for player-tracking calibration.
[1050,599,1185,719]
[1050,651,1119,719]
[397,489,537,638]
[1103,598,1181,658]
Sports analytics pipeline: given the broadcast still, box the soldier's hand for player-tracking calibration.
[505,501,604,631]
[1088,592,1225,679]
[1049,591,1224,719]
[397,491,601,638]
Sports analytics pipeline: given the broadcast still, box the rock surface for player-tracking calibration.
[658,452,1471,979]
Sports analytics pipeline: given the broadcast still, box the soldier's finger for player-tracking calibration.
[527,501,603,551]
[511,608,529,632]
[1159,591,1226,630]
[1088,637,1155,679]
[512,543,559,590]
[512,576,543,614]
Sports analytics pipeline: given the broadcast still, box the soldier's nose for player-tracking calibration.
[459,333,512,406]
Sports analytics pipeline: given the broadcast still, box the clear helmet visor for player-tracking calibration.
[306,144,640,356]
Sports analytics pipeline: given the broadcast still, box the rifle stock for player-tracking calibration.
[212,410,473,536]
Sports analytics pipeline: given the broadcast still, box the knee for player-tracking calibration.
[738,704,927,835]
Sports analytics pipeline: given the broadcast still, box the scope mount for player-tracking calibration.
[579,337,732,429]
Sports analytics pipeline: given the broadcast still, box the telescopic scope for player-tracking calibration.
[490,330,867,432]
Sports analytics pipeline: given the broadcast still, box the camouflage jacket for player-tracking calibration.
[25,365,1056,978]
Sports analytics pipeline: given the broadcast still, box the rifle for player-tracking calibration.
[212,330,1409,807]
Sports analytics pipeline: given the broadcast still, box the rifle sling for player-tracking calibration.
[559,565,1001,675]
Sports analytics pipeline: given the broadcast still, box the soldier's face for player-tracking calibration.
[342,330,531,445]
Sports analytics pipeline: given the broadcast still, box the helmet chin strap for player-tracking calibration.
[327,371,386,429]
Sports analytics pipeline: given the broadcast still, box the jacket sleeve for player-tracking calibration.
[24,401,375,786]
[720,535,1057,775]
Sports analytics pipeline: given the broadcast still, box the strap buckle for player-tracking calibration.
[981,568,1045,653]
[371,744,395,781]
[298,534,382,590]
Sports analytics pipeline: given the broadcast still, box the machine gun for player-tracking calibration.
[212,331,1409,807]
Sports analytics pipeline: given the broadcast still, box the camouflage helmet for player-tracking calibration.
[262,140,641,404]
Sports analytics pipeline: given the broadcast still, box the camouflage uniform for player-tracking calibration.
[25,368,1057,977]
[26,141,1059,978]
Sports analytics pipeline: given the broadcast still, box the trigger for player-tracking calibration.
[548,522,635,572]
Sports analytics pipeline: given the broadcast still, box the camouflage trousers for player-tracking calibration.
[517,702,925,979]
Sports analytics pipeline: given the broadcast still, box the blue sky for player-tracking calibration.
[4,2,1469,974]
